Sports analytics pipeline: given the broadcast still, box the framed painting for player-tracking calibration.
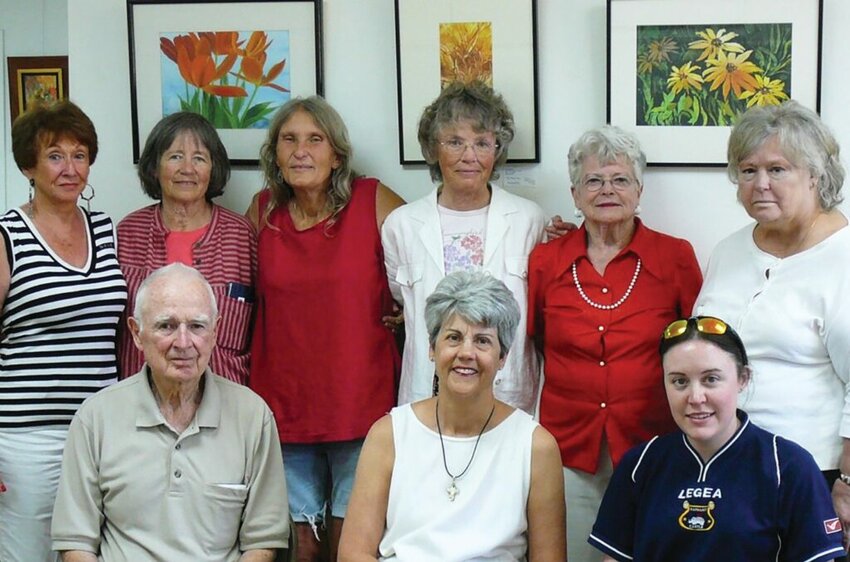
[7,56,69,123]
[127,0,323,165]
[394,0,540,164]
[607,0,822,166]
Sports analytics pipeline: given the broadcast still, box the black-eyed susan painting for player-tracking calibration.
[636,24,791,127]
[159,31,291,130]
[607,0,820,166]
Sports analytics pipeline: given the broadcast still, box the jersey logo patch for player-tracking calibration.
[824,518,842,534]
[678,500,716,531]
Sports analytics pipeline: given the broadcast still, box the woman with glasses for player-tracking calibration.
[695,101,850,553]
[527,125,702,561]
[382,81,546,413]
[589,316,844,562]
[247,96,405,562]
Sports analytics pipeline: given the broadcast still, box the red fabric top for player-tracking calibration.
[528,219,702,473]
[250,177,400,443]
[165,225,208,265]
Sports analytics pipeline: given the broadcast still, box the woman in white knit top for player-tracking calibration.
[339,270,565,561]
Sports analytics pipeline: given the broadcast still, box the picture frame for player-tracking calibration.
[607,0,822,167]
[127,0,323,166]
[7,56,69,123]
[394,0,540,164]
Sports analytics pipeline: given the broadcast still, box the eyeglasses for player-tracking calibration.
[663,316,728,340]
[581,175,636,192]
[439,138,499,157]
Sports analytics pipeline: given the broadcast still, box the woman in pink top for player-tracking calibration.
[117,112,256,384]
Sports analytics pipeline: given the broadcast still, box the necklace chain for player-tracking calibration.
[572,258,641,310]
[435,399,495,502]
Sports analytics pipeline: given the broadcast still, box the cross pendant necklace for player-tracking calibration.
[435,399,496,502]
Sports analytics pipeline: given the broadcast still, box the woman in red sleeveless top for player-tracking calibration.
[247,96,404,562]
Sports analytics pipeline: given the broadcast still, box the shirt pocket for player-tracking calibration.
[196,483,249,552]
[214,286,254,352]
[395,261,424,287]
[505,256,530,281]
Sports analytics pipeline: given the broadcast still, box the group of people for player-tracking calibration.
[0,77,848,562]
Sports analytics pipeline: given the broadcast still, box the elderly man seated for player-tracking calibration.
[51,263,289,561]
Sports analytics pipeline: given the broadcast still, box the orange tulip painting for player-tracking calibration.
[160,30,291,129]
[635,23,791,126]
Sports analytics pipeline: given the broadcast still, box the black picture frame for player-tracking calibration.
[394,0,540,165]
[127,0,323,166]
[607,0,822,167]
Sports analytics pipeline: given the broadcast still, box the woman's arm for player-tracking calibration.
[375,182,405,231]
[338,415,395,562]
[245,192,262,230]
[527,426,567,562]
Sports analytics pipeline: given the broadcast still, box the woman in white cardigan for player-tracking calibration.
[382,81,545,413]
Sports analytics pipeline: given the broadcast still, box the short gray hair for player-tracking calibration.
[425,270,520,359]
[567,125,646,186]
[133,263,218,329]
[417,81,515,183]
[727,100,844,210]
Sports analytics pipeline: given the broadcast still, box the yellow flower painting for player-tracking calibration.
[439,22,493,88]
[636,23,792,126]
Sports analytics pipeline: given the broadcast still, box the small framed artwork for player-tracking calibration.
[7,56,69,123]
[394,0,540,164]
[127,0,323,165]
[607,0,822,166]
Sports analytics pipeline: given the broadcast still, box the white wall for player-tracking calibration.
[1,0,68,208]
[21,0,850,266]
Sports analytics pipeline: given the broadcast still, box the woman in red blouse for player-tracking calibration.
[528,125,702,562]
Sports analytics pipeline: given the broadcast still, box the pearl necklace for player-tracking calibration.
[572,258,641,310]
[435,399,495,502]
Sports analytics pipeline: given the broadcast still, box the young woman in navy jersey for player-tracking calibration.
[590,316,845,562]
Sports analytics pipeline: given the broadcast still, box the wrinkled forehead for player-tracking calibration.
[142,279,215,319]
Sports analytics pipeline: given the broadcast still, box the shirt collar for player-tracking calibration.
[550,218,666,279]
[135,366,221,429]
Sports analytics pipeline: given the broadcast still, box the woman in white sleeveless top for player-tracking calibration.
[339,270,565,561]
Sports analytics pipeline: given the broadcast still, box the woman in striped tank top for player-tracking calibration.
[0,101,127,562]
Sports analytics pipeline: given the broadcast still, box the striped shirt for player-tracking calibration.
[0,208,128,429]
[117,204,257,384]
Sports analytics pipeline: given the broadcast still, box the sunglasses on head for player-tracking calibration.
[661,316,749,366]
[662,316,728,340]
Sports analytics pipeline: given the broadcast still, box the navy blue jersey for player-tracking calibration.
[589,411,845,562]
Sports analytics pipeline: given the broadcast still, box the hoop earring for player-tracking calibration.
[80,184,95,213]
[574,208,584,218]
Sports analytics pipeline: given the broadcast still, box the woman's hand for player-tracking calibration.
[544,215,578,242]
[382,303,404,332]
